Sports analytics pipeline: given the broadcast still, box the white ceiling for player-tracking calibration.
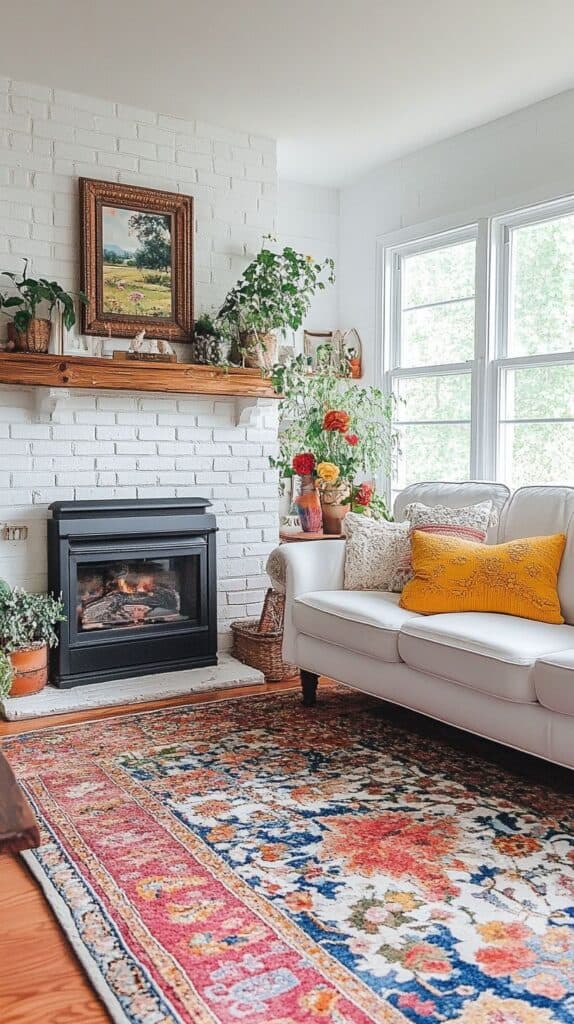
[4,0,574,187]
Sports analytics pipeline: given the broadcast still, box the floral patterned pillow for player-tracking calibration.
[390,499,494,592]
[344,513,411,591]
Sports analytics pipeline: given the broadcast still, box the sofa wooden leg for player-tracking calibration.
[300,670,319,706]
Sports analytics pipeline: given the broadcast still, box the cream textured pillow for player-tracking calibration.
[344,513,411,591]
[390,499,495,592]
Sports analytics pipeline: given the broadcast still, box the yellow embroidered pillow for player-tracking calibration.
[399,531,566,624]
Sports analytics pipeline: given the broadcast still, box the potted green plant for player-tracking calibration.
[0,259,87,353]
[0,580,66,697]
[218,240,335,370]
[191,312,229,365]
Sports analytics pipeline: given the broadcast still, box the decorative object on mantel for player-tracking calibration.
[270,349,395,532]
[231,588,297,682]
[334,327,363,378]
[115,329,178,363]
[191,312,228,365]
[0,579,65,697]
[80,178,193,342]
[0,259,86,354]
[218,238,335,370]
[0,352,279,400]
[304,330,338,370]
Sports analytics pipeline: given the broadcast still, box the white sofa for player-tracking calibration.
[274,482,574,770]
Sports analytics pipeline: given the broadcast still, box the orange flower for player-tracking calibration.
[207,824,235,843]
[323,409,351,433]
[301,987,339,1015]
[493,834,542,857]
[476,943,537,976]
[285,891,313,912]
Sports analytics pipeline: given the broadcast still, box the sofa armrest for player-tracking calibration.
[266,541,346,663]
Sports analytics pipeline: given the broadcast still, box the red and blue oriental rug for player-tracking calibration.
[4,688,574,1024]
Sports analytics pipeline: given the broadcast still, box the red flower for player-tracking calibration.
[292,452,315,476]
[323,410,351,433]
[354,483,374,507]
[345,433,359,446]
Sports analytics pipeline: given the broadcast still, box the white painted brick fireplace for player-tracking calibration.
[0,77,282,648]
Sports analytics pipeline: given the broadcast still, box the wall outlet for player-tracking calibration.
[2,524,29,542]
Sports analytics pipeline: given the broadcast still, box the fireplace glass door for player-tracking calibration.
[69,539,207,645]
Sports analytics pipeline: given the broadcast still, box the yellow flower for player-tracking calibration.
[317,462,340,485]
[305,254,314,263]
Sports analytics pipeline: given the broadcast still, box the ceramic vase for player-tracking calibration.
[320,480,351,535]
[295,475,322,533]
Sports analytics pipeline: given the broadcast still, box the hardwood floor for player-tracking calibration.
[0,678,299,1024]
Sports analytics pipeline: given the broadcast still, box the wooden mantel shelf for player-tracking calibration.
[0,352,279,400]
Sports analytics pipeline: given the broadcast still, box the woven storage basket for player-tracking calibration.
[231,618,298,682]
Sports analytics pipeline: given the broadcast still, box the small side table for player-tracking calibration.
[0,750,40,855]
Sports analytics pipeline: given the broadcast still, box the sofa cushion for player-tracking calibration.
[394,481,510,543]
[534,650,574,716]
[398,613,574,702]
[499,485,574,624]
[293,590,419,662]
[399,531,566,624]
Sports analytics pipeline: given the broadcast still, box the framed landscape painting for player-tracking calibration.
[80,179,193,341]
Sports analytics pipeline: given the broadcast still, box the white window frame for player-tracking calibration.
[491,197,574,484]
[380,221,488,499]
[378,193,574,500]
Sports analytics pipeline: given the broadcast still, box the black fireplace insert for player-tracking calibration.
[48,498,217,688]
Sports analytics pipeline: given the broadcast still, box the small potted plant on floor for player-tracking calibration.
[0,259,87,353]
[218,239,335,370]
[0,580,66,697]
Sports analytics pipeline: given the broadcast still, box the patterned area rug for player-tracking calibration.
[4,688,574,1024]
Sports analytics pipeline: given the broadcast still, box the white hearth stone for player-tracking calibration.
[1,654,264,722]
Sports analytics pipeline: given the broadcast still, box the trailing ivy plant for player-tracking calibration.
[0,259,87,334]
[0,580,66,652]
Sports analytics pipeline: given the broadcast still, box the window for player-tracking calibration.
[385,230,477,499]
[494,208,574,488]
[382,199,574,495]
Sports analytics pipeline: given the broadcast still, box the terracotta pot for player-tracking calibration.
[320,480,351,536]
[239,331,278,370]
[9,643,48,697]
[7,318,52,354]
[295,475,322,533]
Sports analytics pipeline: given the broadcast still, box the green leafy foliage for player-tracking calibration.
[0,649,13,699]
[0,582,66,653]
[270,345,395,511]
[218,239,335,345]
[0,259,87,334]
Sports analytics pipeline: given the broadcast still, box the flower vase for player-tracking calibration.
[320,480,351,535]
[295,475,322,533]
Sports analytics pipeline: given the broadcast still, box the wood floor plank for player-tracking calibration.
[0,677,300,1023]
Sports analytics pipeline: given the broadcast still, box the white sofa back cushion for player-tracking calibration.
[394,481,510,543]
[500,485,574,625]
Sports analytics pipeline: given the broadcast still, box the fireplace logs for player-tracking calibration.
[78,561,182,630]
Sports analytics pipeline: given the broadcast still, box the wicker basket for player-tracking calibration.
[231,618,298,682]
[7,318,52,353]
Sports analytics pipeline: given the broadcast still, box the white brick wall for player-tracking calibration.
[0,76,277,330]
[0,77,281,648]
[0,386,279,650]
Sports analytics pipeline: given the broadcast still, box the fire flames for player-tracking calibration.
[116,573,156,595]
